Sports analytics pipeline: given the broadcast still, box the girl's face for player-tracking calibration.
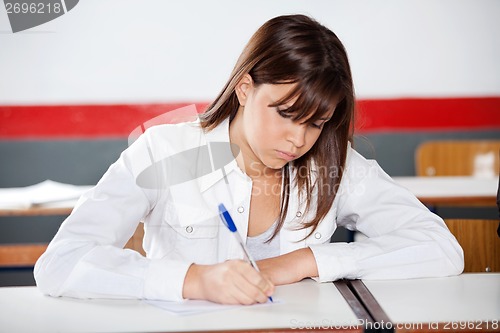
[232,75,334,175]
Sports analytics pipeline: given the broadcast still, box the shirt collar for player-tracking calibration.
[196,118,241,193]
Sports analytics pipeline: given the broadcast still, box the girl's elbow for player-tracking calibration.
[34,241,96,296]
[443,242,465,276]
[453,249,465,275]
[34,250,73,297]
[34,255,59,296]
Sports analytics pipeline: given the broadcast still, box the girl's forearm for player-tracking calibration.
[257,247,318,285]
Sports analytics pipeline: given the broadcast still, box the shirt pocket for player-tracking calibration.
[152,201,220,264]
[167,222,219,239]
[305,208,337,246]
[163,201,219,239]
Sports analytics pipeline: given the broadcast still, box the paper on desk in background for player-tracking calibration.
[145,298,280,316]
[0,180,93,209]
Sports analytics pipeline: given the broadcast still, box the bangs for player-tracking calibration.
[268,74,345,125]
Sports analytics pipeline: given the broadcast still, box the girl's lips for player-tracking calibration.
[276,150,297,161]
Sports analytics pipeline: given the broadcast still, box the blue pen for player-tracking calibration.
[218,203,273,303]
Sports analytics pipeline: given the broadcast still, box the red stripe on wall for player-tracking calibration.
[0,103,209,139]
[0,98,499,139]
[356,97,500,132]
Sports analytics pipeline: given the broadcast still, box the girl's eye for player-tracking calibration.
[276,108,292,119]
[310,123,323,129]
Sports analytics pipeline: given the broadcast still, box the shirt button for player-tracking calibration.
[296,211,302,217]
[185,226,193,233]
[237,206,244,213]
[314,232,321,239]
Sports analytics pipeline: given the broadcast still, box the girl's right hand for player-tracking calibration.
[182,260,274,305]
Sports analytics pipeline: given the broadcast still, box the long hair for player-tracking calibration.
[200,14,355,240]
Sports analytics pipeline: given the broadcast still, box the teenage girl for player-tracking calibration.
[35,14,463,305]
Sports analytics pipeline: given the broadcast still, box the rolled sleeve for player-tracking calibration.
[306,147,463,283]
[144,258,193,301]
[309,243,359,282]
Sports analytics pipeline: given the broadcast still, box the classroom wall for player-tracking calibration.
[0,0,498,179]
[1,0,499,286]
[1,0,500,102]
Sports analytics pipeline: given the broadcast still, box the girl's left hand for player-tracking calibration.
[257,247,318,285]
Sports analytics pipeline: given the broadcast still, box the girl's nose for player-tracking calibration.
[287,124,306,148]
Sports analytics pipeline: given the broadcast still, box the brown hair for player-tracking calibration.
[200,14,355,239]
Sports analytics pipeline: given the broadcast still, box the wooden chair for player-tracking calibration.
[0,244,48,267]
[445,219,500,273]
[0,224,146,268]
[0,208,64,268]
[415,140,500,177]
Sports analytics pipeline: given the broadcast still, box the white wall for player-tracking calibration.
[0,0,499,104]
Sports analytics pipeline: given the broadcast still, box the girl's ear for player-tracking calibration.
[235,74,253,106]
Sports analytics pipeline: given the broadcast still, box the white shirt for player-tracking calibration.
[34,119,464,301]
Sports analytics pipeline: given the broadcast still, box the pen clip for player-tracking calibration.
[218,203,237,232]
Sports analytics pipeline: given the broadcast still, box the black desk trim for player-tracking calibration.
[334,280,394,333]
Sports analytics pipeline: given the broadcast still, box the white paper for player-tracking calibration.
[145,298,280,316]
[0,180,93,209]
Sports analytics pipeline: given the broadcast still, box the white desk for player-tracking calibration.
[0,279,361,333]
[363,273,500,331]
[393,176,498,206]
